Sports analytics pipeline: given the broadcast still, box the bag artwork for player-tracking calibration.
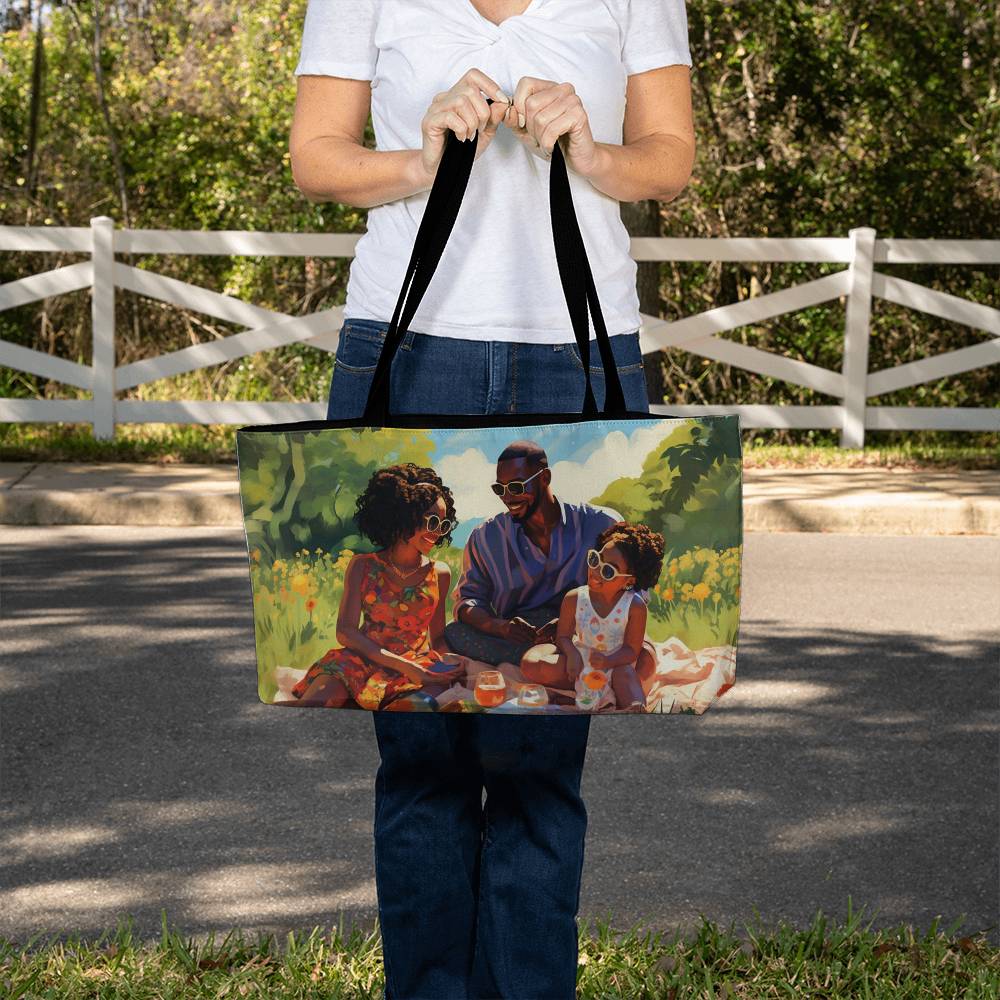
[236,106,744,716]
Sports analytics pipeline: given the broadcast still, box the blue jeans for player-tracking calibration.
[326,318,650,999]
[325,317,650,419]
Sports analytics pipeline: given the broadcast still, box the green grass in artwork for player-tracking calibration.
[248,540,742,699]
[248,543,463,702]
[643,545,742,646]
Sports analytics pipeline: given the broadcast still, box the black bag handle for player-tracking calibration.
[361,99,629,424]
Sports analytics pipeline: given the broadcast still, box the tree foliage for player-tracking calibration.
[593,418,743,558]
[1,2,997,437]
[237,425,436,559]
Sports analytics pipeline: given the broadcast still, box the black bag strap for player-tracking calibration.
[361,100,628,424]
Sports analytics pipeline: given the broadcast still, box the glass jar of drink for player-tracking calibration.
[516,683,548,708]
[575,666,608,711]
[474,670,507,708]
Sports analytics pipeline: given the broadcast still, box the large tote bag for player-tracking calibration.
[236,110,743,716]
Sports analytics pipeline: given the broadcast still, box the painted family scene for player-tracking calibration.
[237,416,743,715]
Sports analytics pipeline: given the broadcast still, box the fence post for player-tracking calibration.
[840,226,876,449]
[91,216,116,441]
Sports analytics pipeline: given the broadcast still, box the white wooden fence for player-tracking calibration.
[1,217,997,446]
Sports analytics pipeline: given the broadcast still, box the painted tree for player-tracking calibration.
[237,426,437,560]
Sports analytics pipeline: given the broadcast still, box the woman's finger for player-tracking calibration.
[509,76,555,130]
[458,88,492,136]
[482,95,510,135]
[444,100,479,141]
[466,67,511,107]
[536,106,570,155]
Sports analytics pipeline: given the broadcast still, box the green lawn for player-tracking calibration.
[0,422,997,469]
[1,902,996,998]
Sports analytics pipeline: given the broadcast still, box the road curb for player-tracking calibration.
[1,462,998,535]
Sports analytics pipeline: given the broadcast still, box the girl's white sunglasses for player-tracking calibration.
[586,548,634,581]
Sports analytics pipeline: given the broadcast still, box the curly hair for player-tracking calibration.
[354,463,457,550]
[594,521,665,591]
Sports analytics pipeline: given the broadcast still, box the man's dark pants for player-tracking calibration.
[443,599,561,667]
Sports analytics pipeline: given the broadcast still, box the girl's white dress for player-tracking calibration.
[572,586,642,712]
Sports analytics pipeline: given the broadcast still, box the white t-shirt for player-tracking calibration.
[295,0,692,343]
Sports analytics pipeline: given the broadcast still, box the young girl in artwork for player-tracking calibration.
[285,463,470,712]
[556,521,665,714]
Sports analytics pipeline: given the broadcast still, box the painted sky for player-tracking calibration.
[423,418,680,546]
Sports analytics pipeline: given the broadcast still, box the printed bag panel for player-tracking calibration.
[236,414,743,716]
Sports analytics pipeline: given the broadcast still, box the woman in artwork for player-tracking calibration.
[288,462,470,711]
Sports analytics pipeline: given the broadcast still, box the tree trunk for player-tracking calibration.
[620,198,666,407]
[25,4,44,207]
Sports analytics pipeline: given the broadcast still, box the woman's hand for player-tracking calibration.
[430,654,470,683]
[418,69,512,181]
[412,651,468,685]
[589,650,608,670]
[504,78,600,176]
[382,652,425,685]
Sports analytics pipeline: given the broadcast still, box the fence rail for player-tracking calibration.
[1,217,998,446]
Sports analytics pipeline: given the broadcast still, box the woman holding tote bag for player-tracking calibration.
[289,2,695,997]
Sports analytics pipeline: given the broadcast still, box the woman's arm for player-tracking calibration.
[428,563,453,656]
[291,69,509,209]
[578,65,696,203]
[290,76,432,208]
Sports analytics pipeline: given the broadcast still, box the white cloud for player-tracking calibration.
[435,446,502,523]
[550,423,669,503]
[435,422,675,529]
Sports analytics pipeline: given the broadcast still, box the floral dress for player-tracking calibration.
[291,551,446,711]
[572,585,640,712]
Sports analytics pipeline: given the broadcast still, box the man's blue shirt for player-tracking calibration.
[452,495,630,620]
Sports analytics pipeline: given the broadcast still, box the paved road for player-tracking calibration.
[1,527,997,949]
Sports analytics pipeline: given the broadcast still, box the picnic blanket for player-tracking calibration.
[273,634,736,715]
[643,636,737,714]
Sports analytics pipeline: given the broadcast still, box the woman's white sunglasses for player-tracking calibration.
[423,513,454,534]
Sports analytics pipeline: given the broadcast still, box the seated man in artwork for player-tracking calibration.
[443,440,658,694]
